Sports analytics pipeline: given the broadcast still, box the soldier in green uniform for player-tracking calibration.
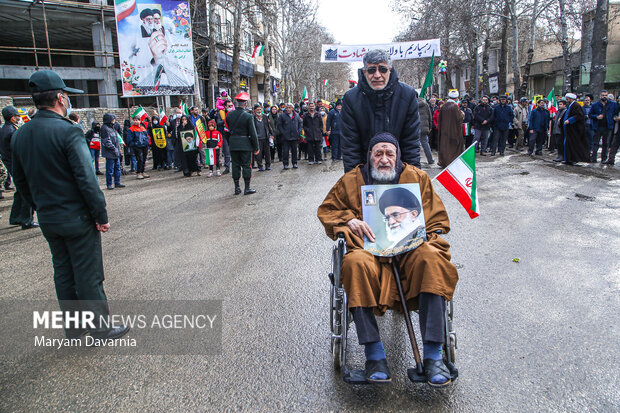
[225,92,259,195]
[11,70,129,340]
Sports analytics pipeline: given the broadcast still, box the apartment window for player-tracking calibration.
[213,13,221,42]
[225,20,232,43]
[246,32,252,54]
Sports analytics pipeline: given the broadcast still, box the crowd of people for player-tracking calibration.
[423,89,620,166]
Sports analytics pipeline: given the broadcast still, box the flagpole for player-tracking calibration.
[430,142,478,182]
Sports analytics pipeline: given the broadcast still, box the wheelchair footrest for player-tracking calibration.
[342,369,371,385]
[407,361,459,383]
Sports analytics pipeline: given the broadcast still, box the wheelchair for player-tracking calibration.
[328,233,458,385]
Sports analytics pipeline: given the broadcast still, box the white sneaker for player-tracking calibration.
[208,171,213,177]
[216,170,221,176]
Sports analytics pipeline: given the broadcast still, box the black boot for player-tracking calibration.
[243,179,256,195]
[234,179,241,195]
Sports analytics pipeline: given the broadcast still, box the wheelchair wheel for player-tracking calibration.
[330,238,347,369]
[443,300,457,364]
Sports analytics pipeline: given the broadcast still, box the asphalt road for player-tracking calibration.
[1,150,619,412]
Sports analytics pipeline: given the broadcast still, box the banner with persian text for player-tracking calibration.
[114,0,195,96]
[320,39,441,63]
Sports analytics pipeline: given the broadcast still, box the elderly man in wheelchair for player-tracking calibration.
[317,132,458,387]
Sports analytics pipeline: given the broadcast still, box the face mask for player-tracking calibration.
[601,97,607,102]
[63,95,72,116]
[154,120,159,125]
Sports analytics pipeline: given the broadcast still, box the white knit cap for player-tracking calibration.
[565,93,577,100]
[448,89,459,99]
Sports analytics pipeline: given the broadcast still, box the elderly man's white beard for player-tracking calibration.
[152,22,162,32]
[386,213,419,243]
[371,163,396,183]
[142,22,153,35]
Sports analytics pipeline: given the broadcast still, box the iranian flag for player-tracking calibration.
[159,110,168,124]
[434,143,479,219]
[323,79,329,86]
[547,88,558,117]
[179,102,190,115]
[302,86,308,102]
[252,44,264,58]
[205,148,217,166]
[131,106,147,122]
[114,0,136,22]
[462,123,471,136]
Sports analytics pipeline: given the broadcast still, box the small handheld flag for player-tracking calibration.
[159,110,168,124]
[433,143,479,219]
[131,106,148,122]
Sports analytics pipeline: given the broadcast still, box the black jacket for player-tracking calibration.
[341,67,421,172]
[0,122,18,171]
[277,111,302,142]
[11,109,107,224]
[302,111,324,142]
[473,104,494,130]
[253,115,273,140]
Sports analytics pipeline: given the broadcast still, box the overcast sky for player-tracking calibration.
[316,0,407,44]
[316,0,407,74]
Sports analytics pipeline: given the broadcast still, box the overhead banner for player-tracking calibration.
[321,39,441,63]
[114,0,195,97]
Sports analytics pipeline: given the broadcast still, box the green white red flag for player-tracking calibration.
[434,143,479,219]
[252,44,264,58]
[323,79,329,86]
[114,0,136,22]
[179,102,190,116]
[546,88,558,117]
[302,86,308,102]
[131,106,147,122]
[205,148,217,165]
[159,110,168,124]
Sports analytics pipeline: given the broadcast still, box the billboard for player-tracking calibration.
[114,0,195,96]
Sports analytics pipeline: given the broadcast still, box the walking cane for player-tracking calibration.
[391,256,424,375]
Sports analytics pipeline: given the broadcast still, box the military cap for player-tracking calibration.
[29,70,84,94]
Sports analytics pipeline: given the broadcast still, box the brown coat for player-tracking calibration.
[317,165,459,313]
[437,101,465,167]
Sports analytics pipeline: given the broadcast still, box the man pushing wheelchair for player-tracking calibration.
[317,133,458,387]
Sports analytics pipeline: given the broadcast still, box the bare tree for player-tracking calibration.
[207,0,220,108]
[558,0,571,92]
[589,0,609,95]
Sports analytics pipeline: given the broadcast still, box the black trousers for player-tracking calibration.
[256,139,271,168]
[40,219,110,332]
[307,140,323,162]
[152,146,166,169]
[133,146,148,173]
[9,189,34,226]
[351,292,446,345]
[281,140,298,166]
[231,150,252,180]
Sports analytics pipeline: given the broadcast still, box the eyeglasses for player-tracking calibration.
[383,210,411,222]
[365,65,389,75]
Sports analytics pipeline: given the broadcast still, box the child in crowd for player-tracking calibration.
[203,120,223,177]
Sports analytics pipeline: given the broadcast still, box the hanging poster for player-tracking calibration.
[320,39,441,63]
[361,184,427,257]
[114,0,195,96]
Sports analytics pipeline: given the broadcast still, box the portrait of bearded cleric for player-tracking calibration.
[362,184,427,257]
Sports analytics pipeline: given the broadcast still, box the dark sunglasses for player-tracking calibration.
[365,65,389,74]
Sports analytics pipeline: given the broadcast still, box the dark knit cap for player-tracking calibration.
[379,187,421,215]
[368,132,399,153]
